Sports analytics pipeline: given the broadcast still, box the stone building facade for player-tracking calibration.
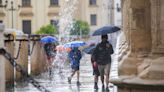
[111,0,164,92]
[0,0,113,34]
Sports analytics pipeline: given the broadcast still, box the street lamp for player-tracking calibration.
[0,0,21,28]
[0,0,6,7]
[108,3,121,12]
[116,3,121,12]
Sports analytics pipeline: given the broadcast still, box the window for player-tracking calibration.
[22,20,31,34]
[50,20,59,27]
[22,0,31,7]
[50,19,59,32]
[0,0,2,5]
[50,0,59,6]
[89,0,96,5]
[90,14,97,26]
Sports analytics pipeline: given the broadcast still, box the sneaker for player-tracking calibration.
[102,84,105,89]
[49,68,52,76]
[109,83,114,87]
[106,87,109,92]
[101,84,105,92]
[68,77,71,84]
[76,81,81,86]
[94,84,98,90]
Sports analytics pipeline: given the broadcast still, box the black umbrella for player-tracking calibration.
[92,26,120,36]
[83,45,96,54]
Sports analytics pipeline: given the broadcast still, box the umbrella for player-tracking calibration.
[55,45,71,52]
[83,45,96,54]
[92,26,120,36]
[40,36,58,43]
[64,41,86,48]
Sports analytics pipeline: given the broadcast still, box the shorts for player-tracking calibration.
[71,65,79,71]
[93,68,100,76]
[92,63,100,76]
[98,63,111,76]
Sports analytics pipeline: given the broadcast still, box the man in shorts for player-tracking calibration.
[92,35,114,91]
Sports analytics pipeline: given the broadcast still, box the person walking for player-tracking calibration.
[91,54,100,90]
[92,34,114,91]
[44,43,56,76]
[68,47,82,86]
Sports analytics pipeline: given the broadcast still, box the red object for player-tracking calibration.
[93,62,98,69]
[91,58,98,69]
[55,45,71,52]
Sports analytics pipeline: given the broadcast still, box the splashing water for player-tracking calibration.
[58,0,79,42]
[53,50,68,73]
[52,0,79,74]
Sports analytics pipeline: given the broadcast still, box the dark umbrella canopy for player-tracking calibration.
[92,26,120,36]
[83,45,96,54]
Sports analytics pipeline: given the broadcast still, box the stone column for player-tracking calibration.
[111,0,164,92]
[118,0,152,76]
[0,24,5,92]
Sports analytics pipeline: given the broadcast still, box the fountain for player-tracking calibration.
[58,0,79,43]
[52,0,79,73]
[6,0,80,92]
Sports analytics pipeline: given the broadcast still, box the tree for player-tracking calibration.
[35,24,58,35]
[70,20,90,36]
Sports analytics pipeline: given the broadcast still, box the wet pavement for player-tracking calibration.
[6,54,117,92]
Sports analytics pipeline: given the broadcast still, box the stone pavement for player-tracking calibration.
[6,54,118,92]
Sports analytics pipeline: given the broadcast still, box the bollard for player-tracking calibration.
[28,34,31,75]
[0,24,5,92]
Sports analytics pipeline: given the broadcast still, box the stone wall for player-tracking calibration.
[31,42,47,75]
[119,0,152,75]
[4,35,47,84]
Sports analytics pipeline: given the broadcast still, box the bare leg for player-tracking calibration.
[100,75,104,84]
[70,70,76,79]
[76,70,81,86]
[94,75,98,83]
[106,74,109,87]
[94,75,99,89]
[77,70,80,82]
[105,64,110,91]
[68,70,76,84]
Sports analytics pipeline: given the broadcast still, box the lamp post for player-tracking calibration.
[10,1,15,28]
[0,0,21,28]
[116,3,121,12]
[107,0,121,25]
[0,0,21,86]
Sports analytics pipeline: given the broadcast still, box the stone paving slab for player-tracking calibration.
[6,54,117,92]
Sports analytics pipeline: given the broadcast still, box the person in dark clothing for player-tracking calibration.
[68,47,82,86]
[44,43,56,60]
[92,34,114,91]
[91,54,100,90]
[44,43,56,76]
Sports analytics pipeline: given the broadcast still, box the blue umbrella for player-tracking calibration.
[92,26,120,36]
[83,45,96,54]
[64,41,86,48]
[40,36,58,43]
